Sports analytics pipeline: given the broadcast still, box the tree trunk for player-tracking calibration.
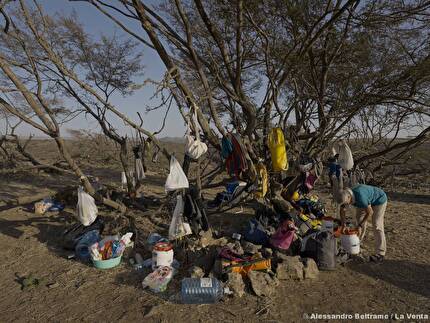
[53,137,126,212]
[119,139,135,196]
[182,154,191,176]
[196,158,202,199]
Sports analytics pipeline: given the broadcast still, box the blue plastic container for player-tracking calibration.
[75,230,100,261]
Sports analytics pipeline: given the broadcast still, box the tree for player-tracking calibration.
[1,0,429,209]
[0,1,141,210]
[0,1,174,203]
[77,0,429,176]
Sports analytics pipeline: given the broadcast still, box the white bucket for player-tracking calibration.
[152,242,174,270]
[341,232,360,255]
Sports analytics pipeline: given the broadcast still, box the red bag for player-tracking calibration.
[270,220,297,250]
[218,246,253,262]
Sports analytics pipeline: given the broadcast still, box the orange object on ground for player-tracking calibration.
[225,258,272,277]
[333,226,342,238]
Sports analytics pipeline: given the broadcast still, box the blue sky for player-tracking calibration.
[14,0,186,138]
[3,1,425,139]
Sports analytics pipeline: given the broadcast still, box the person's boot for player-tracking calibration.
[369,254,384,263]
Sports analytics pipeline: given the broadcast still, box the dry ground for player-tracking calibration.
[0,140,429,322]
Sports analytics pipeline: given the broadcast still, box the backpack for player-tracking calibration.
[183,188,210,234]
[294,197,326,219]
[268,128,288,171]
[243,218,270,246]
[300,230,337,270]
[270,220,297,250]
[62,217,104,250]
[255,206,286,229]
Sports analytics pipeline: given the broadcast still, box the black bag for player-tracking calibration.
[255,206,285,229]
[183,188,210,234]
[61,217,104,250]
[243,218,270,246]
[300,230,336,271]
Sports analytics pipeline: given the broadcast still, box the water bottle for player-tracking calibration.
[181,278,224,304]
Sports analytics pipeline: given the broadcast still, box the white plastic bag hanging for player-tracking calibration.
[331,146,337,157]
[165,156,189,191]
[168,195,192,240]
[128,170,136,188]
[184,111,207,160]
[337,139,354,171]
[135,158,146,181]
[76,186,98,226]
[121,171,127,190]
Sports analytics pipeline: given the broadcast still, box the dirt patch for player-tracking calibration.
[0,140,429,322]
[0,175,429,322]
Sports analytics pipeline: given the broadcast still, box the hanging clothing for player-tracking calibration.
[221,135,233,159]
[223,133,248,178]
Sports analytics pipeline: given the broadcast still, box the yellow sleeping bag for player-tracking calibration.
[268,127,288,171]
[254,162,268,198]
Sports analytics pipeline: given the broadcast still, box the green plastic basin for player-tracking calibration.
[92,256,122,269]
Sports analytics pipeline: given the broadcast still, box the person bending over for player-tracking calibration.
[338,184,387,263]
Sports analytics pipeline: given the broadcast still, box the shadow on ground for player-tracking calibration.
[0,210,75,254]
[351,259,430,298]
[386,191,430,205]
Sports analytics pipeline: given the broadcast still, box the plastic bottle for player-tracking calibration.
[181,278,224,304]
[134,258,152,272]
[232,233,241,241]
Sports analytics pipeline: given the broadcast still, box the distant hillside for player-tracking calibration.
[159,136,185,143]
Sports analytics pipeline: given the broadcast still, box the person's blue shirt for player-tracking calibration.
[352,184,387,208]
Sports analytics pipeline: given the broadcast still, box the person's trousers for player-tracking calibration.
[356,202,387,256]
